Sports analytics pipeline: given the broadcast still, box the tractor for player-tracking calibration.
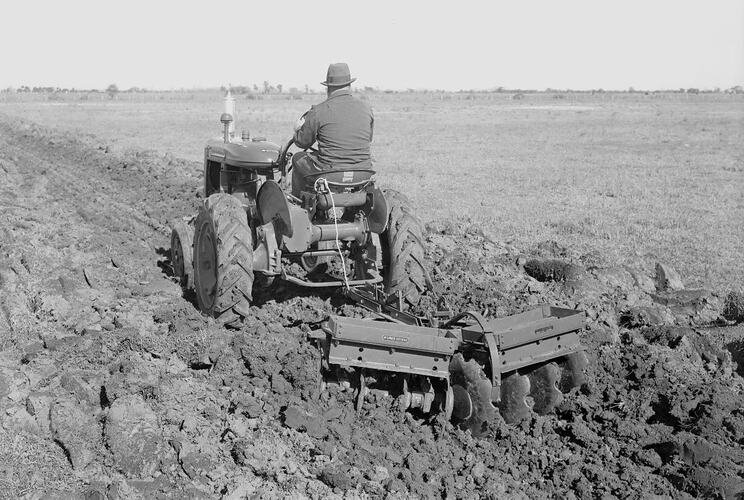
[170,112,430,326]
[170,103,589,431]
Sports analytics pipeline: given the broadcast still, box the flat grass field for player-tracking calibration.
[1,91,742,290]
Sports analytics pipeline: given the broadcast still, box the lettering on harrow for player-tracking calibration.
[382,335,409,343]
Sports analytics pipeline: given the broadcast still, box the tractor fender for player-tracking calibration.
[283,205,313,252]
[257,180,293,238]
[365,185,388,234]
[257,180,313,252]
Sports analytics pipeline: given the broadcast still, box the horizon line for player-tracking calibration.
[4,84,743,94]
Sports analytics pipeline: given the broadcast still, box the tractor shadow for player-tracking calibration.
[155,246,198,305]
[725,340,744,378]
[250,274,346,309]
[154,246,347,313]
[155,246,174,278]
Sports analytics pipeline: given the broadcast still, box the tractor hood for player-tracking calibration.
[205,138,280,168]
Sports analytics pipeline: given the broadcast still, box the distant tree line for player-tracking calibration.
[3,84,150,94]
[3,84,742,95]
[219,82,313,95]
[352,86,744,95]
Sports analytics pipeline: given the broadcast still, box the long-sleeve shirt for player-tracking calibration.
[294,88,374,169]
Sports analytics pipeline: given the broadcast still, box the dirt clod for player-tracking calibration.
[104,395,167,478]
[524,258,584,282]
[723,291,744,323]
[655,262,685,291]
[49,398,100,470]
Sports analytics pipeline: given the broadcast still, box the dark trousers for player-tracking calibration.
[291,152,328,197]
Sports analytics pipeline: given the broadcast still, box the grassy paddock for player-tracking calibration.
[2,91,741,289]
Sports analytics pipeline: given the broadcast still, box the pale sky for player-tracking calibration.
[2,0,742,91]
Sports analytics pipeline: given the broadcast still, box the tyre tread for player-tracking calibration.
[193,194,254,326]
[382,189,432,308]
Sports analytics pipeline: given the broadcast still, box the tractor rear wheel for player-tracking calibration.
[381,189,432,309]
[193,194,254,326]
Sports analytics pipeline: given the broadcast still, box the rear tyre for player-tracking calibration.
[170,220,194,291]
[193,194,254,326]
[381,189,432,309]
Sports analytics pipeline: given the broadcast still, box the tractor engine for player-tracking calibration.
[203,113,281,222]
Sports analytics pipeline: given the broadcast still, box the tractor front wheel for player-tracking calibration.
[170,219,194,291]
[381,189,432,310]
[193,194,254,326]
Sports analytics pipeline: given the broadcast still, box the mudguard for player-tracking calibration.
[283,205,313,252]
[257,180,313,252]
[257,180,293,237]
[365,186,388,234]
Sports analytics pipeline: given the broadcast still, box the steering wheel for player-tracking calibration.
[278,138,318,173]
[277,137,295,169]
[277,138,319,192]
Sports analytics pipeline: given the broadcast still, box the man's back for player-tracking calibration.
[294,88,374,168]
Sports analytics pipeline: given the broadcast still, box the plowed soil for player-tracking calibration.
[1,114,743,499]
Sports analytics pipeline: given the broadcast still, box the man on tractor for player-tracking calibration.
[291,63,374,197]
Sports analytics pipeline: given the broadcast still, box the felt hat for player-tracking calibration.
[321,63,356,87]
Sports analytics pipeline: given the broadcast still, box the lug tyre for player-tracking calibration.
[381,189,432,309]
[193,194,254,326]
[170,219,194,291]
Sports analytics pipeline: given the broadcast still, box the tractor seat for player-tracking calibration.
[303,168,376,193]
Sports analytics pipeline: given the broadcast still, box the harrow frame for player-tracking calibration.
[310,285,588,430]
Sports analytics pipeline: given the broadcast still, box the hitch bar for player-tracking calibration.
[282,270,383,289]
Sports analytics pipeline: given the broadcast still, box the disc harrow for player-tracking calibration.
[310,288,589,433]
[449,354,498,435]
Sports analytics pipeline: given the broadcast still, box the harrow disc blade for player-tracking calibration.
[451,384,472,421]
[449,354,498,436]
[558,351,589,393]
[526,362,563,415]
[498,373,531,424]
